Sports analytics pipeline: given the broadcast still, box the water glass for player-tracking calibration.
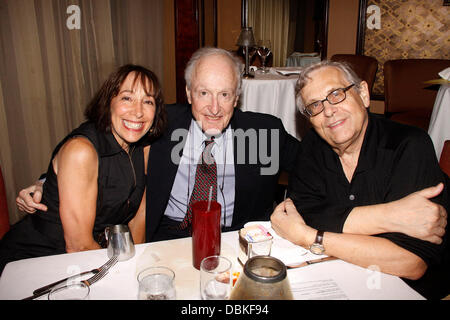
[200,255,232,300]
[48,282,90,300]
[137,266,176,300]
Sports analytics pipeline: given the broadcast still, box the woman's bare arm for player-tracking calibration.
[54,137,101,252]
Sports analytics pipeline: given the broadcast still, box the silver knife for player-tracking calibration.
[286,256,337,269]
[23,255,118,300]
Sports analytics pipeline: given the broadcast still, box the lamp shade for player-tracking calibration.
[236,27,256,47]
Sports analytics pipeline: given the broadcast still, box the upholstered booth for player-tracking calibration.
[0,166,10,239]
[383,59,450,131]
[440,140,450,178]
[330,54,378,95]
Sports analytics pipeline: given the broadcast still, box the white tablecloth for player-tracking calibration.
[428,84,450,160]
[285,52,321,67]
[240,69,309,141]
[0,230,424,300]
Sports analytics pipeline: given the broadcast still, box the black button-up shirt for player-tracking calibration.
[289,113,449,299]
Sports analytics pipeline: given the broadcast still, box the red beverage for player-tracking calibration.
[192,200,221,270]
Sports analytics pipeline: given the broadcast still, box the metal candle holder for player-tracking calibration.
[236,27,256,79]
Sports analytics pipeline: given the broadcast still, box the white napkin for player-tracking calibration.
[439,67,450,80]
[271,67,302,75]
[244,221,327,266]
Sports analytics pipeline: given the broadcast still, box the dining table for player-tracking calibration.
[428,83,450,160]
[0,229,424,301]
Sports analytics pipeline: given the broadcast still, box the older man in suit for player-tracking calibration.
[147,47,299,241]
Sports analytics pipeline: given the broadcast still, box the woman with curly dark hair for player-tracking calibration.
[0,65,166,272]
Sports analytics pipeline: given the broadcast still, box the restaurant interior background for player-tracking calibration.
[0,0,449,225]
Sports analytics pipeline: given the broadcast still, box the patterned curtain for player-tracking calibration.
[0,0,164,223]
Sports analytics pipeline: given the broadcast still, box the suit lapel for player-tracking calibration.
[231,109,247,224]
[162,108,192,197]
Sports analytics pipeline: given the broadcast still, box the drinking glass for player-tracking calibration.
[48,282,90,300]
[242,46,257,65]
[192,200,221,270]
[137,266,176,300]
[200,255,232,300]
[257,40,272,73]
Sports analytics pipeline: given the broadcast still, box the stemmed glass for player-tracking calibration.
[242,46,257,65]
[257,40,272,73]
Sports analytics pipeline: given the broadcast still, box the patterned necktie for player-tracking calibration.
[179,138,218,230]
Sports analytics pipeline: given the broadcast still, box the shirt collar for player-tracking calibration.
[191,119,228,152]
[101,131,124,156]
[101,129,150,157]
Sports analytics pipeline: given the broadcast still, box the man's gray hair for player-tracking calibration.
[184,47,243,96]
[295,60,363,115]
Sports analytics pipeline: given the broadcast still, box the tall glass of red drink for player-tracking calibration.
[192,200,221,270]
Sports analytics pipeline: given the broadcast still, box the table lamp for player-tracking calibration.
[236,27,256,79]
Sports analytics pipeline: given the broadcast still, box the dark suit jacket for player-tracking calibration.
[145,104,300,241]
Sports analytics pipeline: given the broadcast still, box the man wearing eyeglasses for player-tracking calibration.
[271,61,449,299]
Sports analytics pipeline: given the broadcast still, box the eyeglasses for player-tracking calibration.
[303,84,355,117]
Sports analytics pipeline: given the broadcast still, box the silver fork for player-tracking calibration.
[32,255,118,295]
[24,255,118,300]
[82,255,118,287]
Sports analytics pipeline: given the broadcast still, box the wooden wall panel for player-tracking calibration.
[174,0,200,103]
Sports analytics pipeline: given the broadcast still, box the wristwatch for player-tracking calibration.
[309,230,325,255]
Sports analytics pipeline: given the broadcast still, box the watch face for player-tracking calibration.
[310,243,325,255]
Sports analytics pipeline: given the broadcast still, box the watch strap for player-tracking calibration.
[315,230,324,245]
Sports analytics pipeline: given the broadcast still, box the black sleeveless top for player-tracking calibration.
[32,122,147,248]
